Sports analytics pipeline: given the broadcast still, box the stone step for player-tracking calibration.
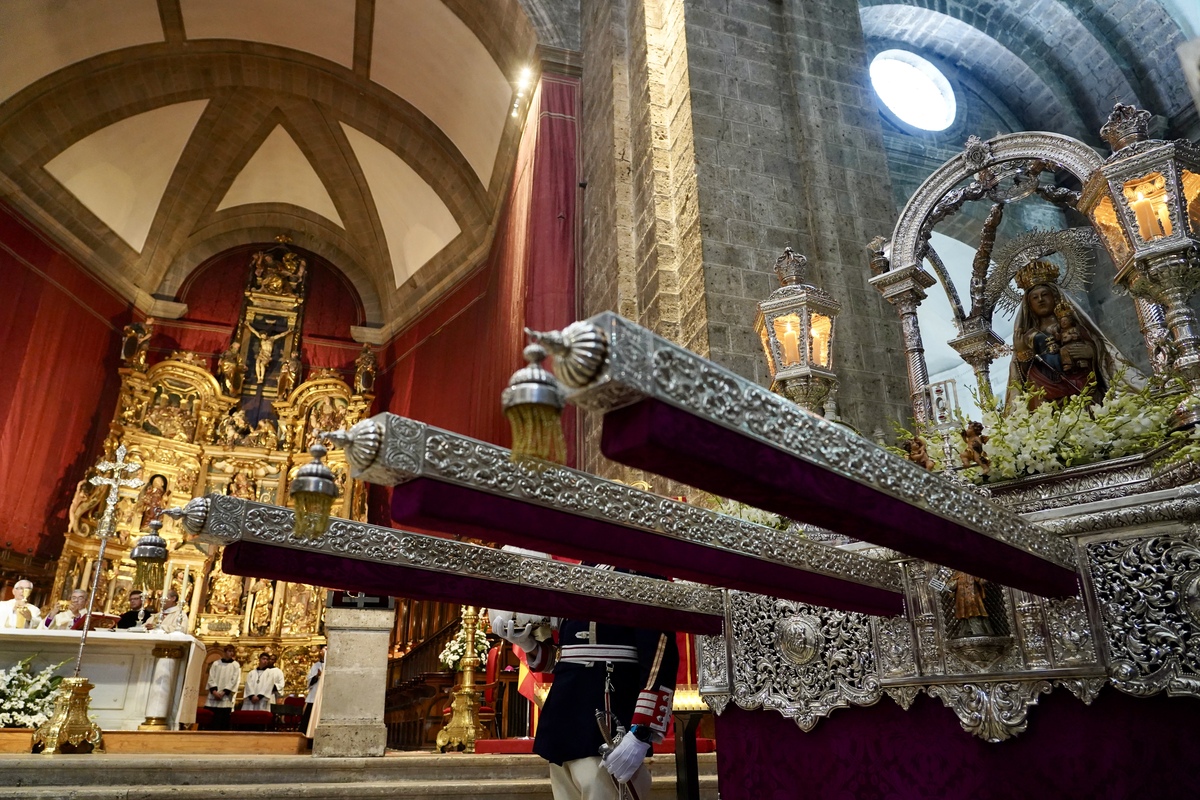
[6,774,717,800]
[1,752,719,799]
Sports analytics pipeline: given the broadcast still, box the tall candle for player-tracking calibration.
[780,328,800,365]
[1131,193,1158,241]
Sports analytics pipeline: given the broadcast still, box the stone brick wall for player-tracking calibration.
[679,0,912,432]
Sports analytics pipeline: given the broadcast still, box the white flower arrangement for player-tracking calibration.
[438,627,491,672]
[891,376,1200,483]
[0,657,67,729]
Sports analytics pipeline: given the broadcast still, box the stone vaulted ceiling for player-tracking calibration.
[858,0,1199,143]
[0,0,567,333]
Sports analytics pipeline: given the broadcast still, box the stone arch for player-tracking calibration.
[889,132,1103,273]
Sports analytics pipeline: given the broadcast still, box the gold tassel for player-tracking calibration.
[133,561,164,593]
[506,403,566,468]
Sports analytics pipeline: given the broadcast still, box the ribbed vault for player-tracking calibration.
[0,0,549,333]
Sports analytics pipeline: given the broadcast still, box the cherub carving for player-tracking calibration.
[959,421,991,477]
[901,435,935,470]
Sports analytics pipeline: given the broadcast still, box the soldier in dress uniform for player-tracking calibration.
[490,576,678,800]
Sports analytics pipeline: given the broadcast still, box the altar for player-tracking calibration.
[0,629,204,731]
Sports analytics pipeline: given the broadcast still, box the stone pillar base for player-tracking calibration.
[312,721,387,758]
[311,607,393,758]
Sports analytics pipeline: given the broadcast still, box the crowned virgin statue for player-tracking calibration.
[1005,260,1140,412]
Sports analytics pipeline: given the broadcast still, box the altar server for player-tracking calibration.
[205,644,241,729]
[0,579,41,629]
[242,652,285,711]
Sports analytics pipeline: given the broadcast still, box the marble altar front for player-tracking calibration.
[0,629,203,730]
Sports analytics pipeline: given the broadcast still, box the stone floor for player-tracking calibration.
[2,751,720,799]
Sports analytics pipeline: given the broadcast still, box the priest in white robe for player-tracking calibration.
[205,644,241,730]
[0,580,41,629]
[242,652,285,711]
[46,589,88,630]
[146,589,189,634]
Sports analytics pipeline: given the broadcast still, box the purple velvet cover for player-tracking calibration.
[221,540,721,634]
[715,690,1200,799]
[601,399,1079,598]
[390,478,903,617]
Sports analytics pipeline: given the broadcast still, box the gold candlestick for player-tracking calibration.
[436,606,483,753]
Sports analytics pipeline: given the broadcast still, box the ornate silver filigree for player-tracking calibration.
[1087,533,1200,699]
[340,412,904,595]
[874,615,917,679]
[926,680,1052,742]
[1044,596,1097,666]
[698,631,731,715]
[884,685,922,710]
[728,591,881,731]
[191,494,725,620]
[890,132,1103,275]
[1058,677,1106,705]
[559,312,1075,576]
[1037,486,1200,536]
[989,449,1200,514]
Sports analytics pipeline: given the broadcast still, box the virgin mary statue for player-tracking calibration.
[1005,260,1142,412]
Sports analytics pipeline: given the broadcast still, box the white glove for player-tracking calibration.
[486,609,538,652]
[602,732,651,784]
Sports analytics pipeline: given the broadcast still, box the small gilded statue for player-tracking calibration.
[246,418,279,449]
[215,408,251,446]
[218,340,244,394]
[226,470,257,500]
[901,435,935,470]
[354,344,377,394]
[137,474,169,530]
[306,396,345,447]
[278,351,302,398]
[959,421,990,477]
[120,320,154,370]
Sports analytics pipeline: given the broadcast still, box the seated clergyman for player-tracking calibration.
[116,590,151,629]
[0,579,41,629]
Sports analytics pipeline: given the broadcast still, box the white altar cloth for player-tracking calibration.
[0,628,204,730]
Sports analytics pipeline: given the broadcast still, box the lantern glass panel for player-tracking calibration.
[1090,194,1131,266]
[1121,172,1174,242]
[758,323,777,377]
[1183,170,1200,236]
[772,313,805,368]
[810,313,832,367]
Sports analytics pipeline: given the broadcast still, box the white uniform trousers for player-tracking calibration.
[548,757,651,800]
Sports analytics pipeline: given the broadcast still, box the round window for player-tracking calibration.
[869,50,956,132]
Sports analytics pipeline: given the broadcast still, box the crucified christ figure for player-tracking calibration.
[249,326,290,384]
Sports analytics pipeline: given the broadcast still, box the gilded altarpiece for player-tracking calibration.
[51,238,375,695]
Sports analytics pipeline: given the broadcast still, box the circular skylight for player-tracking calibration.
[869,50,956,131]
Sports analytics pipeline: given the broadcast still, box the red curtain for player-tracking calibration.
[375,74,580,470]
[0,203,131,557]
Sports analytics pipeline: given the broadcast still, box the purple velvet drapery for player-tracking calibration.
[222,540,720,635]
[390,478,903,616]
[601,398,1079,598]
[714,690,1200,799]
